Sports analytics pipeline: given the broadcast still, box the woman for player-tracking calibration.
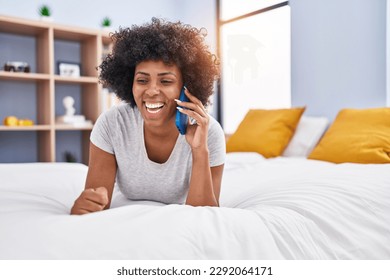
[71,18,225,215]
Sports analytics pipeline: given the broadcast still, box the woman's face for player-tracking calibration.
[133,60,183,129]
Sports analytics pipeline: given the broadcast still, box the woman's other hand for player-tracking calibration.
[70,187,109,215]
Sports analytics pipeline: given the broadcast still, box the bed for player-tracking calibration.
[1,108,389,259]
[0,152,389,260]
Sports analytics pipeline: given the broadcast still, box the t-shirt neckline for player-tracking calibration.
[140,119,183,166]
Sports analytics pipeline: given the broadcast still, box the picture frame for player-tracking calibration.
[57,61,81,77]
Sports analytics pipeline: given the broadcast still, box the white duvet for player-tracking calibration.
[0,153,389,259]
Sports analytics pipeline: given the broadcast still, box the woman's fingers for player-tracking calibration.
[84,187,109,206]
[175,88,207,117]
[73,187,108,214]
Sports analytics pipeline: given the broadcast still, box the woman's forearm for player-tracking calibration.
[186,148,219,207]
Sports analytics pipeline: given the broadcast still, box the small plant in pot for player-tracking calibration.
[38,4,53,21]
[101,17,112,31]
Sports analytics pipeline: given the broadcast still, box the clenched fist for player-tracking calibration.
[70,187,109,215]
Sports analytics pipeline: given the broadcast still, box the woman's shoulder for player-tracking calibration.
[208,114,223,131]
[207,114,225,141]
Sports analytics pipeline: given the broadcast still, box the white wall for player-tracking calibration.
[175,0,217,50]
[387,0,390,106]
[290,0,387,121]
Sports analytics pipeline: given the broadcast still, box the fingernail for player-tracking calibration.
[174,99,181,103]
[176,106,183,111]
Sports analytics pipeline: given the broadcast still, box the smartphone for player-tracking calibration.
[175,87,190,135]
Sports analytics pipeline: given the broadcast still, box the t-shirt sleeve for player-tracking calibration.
[208,117,226,167]
[90,111,115,154]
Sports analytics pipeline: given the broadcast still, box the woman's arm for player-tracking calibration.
[186,148,224,206]
[70,142,117,214]
[176,88,224,207]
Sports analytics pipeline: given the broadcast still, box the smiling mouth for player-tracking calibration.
[145,102,164,114]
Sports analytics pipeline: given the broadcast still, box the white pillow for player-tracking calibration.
[282,116,329,157]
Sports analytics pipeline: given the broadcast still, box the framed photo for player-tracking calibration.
[57,61,81,77]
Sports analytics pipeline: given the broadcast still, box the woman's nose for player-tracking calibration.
[145,86,160,96]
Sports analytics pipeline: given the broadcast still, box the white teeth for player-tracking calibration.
[145,102,164,109]
[147,108,162,114]
[145,102,164,114]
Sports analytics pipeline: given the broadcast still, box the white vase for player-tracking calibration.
[40,16,53,22]
[102,26,112,32]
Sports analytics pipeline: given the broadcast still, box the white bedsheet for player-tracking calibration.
[221,153,390,259]
[0,154,389,259]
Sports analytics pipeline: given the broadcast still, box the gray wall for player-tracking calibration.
[290,0,387,121]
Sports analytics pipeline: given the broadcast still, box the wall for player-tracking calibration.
[388,0,390,106]
[290,0,387,121]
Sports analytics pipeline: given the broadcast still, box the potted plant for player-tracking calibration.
[101,17,112,31]
[38,4,53,21]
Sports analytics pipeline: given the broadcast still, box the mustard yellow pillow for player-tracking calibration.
[226,107,305,158]
[308,108,390,163]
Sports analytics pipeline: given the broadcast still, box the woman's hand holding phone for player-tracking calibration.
[175,87,209,151]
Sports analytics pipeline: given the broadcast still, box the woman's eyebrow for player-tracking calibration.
[157,72,176,77]
[135,71,150,76]
[134,71,176,77]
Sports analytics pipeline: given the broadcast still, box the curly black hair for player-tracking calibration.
[99,17,220,107]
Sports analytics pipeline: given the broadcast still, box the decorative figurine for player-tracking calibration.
[56,96,92,126]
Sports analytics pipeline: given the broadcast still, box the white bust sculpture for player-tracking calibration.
[63,96,76,116]
[56,95,91,126]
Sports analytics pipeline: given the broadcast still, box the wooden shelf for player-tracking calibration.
[0,71,50,81]
[54,75,98,84]
[55,124,93,130]
[0,15,112,164]
[0,125,51,131]
[0,15,48,35]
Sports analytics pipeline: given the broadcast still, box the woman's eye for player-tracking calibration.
[137,79,148,84]
[161,80,173,85]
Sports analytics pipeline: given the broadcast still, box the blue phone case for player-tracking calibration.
[175,87,189,135]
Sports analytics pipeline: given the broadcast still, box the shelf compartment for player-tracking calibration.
[55,130,91,164]
[0,25,51,74]
[0,79,52,126]
[53,36,99,78]
[0,130,53,162]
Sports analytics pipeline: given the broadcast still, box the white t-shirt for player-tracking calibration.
[90,104,226,204]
